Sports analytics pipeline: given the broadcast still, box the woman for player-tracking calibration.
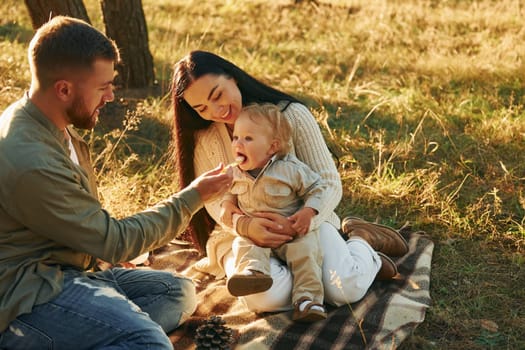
[171,50,408,312]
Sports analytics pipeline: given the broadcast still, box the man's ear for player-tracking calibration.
[54,80,72,102]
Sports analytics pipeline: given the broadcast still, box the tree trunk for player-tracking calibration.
[24,0,90,30]
[100,0,155,89]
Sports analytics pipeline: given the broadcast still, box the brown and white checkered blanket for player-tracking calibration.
[150,231,433,349]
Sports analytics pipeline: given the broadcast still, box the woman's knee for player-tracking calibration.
[241,288,291,313]
[324,282,368,306]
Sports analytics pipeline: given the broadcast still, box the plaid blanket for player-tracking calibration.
[150,231,433,349]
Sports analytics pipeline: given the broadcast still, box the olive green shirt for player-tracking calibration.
[0,96,202,332]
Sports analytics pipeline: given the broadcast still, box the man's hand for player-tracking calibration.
[190,164,233,202]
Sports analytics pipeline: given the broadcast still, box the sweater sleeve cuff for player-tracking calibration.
[304,197,322,214]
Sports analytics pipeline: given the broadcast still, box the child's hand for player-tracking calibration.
[220,200,243,227]
[288,207,317,236]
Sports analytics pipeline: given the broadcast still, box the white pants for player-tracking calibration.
[223,222,382,312]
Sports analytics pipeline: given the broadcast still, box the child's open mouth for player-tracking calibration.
[234,154,246,165]
[221,154,246,173]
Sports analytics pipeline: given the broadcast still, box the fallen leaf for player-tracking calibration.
[480,319,499,332]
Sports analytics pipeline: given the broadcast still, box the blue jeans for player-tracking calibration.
[0,268,196,349]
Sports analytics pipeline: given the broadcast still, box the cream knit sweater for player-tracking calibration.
[192,102,342,278]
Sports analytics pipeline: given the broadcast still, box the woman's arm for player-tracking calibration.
[283,102,343,227]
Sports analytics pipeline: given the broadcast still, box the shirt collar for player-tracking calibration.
[21,93,68,145]
[248,154,280,180]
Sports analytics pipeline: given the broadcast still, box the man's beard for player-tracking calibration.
[66,96,99,130]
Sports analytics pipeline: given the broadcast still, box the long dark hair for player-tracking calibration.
[171,50,300,252]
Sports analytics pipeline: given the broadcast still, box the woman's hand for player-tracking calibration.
[255,211,297,236]
[244,216,293,248]
[237,212,297,248]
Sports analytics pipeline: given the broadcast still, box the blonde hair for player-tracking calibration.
[239,103,292,156]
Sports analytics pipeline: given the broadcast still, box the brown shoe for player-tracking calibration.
[227,270,273,296]
[292,297,327,323]
[341,217,409,256]
[375,252,398,280]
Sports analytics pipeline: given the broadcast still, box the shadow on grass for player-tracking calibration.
[91,86,172,174]
[0,22,32,43]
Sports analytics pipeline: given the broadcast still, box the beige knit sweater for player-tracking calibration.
[192,102,342,278]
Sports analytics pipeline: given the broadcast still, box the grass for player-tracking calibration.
[1,0,524,348]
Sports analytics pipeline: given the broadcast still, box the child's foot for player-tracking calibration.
[292,297,327,323]
[227,270,273,296]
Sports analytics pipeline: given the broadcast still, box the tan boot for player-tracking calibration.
[375,252,398,280]
[342,217,409,256]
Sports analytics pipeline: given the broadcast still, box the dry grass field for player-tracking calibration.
[1,0,523,348]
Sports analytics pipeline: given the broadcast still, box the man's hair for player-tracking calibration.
[239,103,292,157]
[28,15,120,88]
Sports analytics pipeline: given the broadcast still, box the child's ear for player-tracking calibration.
[269,139,280,155]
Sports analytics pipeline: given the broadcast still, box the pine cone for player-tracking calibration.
[194,315,234,350]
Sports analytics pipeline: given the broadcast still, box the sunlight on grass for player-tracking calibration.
[0,41,30,111]
[2,0,523,248]
[2,1,524,348]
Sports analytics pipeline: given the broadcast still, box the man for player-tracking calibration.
[0,16,232,349]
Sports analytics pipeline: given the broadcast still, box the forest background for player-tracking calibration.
[1,0,523,349]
